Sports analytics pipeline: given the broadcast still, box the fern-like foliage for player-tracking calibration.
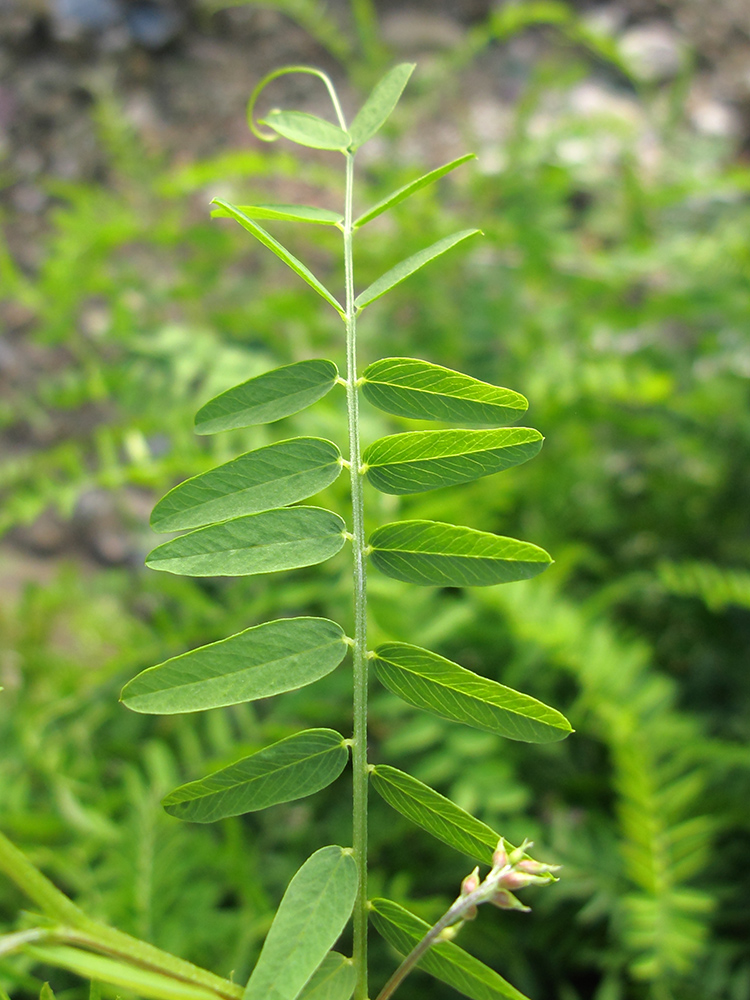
[472,580,716,996]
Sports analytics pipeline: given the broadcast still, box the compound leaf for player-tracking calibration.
[355,154,475,228]
[121,617,348,714]
[363,428,542,495]
[244,846,357,1000]
[372,643,572,743]
[163,729,348,823]
[355,230,480,309]
[348,63,415,150]
[369,898,529,1000]
[361,357,528,425]
[146,507,346,578]
[368,520,552,587]
[211,200,344,315]
[212,203,343,226]
[150,438,343,531]
[295,953,355,1000]
[370,765,501,864]
[195,359,339,435]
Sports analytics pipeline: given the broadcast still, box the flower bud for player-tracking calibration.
[461,866,480,896]
[490,889,531,913]
[492,839,508,869]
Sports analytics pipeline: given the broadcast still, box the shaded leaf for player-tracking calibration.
[25,947,218,1000]
[372,643,572,743]
[146,506,346,578]
[212,203,343,226]
[363,428,542,495]
[348,63,415,150]
[369,898,529,1000]
[211,200,344,315]
[294,953,355,1000]
[370,765,501,863]
[244,846,357,1000]
[121,617,348,714]
[259,110,351,151]
[163,729,348,823]
[355,230,481,309]
[368,520,552,587]
[150,438,343,531]
[195,359,339,435]
[355,155,476,228]
[361,357,527,425]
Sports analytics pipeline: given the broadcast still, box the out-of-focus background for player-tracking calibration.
[1,2,749,999]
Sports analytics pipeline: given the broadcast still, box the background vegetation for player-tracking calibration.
[1,3,749,999]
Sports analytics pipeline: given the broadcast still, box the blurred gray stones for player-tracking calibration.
[618,22,685,82]
[50,0,183,48]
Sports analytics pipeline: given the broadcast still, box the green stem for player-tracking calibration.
[344,150,369,1000]
[0,831,241,1000]
[374,891,479,1000]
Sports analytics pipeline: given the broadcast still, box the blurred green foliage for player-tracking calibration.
[2,3,750,1000]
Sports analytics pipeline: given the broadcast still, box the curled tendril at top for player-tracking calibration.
[246,65,347,142]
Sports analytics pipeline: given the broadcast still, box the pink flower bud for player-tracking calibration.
[492,840,508,868]
[461,866,480,896]
[517,859,561,875]
[490,889,531,913]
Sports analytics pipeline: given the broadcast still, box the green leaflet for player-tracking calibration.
[259,110,351,151]
[244,846,357,1000]
[369,899,529,1000]
[210,201,344,315]
[361,357,528,425]
[163,729,348,823]
[211,203,344,226]
[121,617,348,714]
[362,428,543,495]
[372,643,572,743]
[150,438,343,531]
[348,63,415,150]
[25,947,218,1000]
[370,765,501,864]
[355,155,476,228]
[195,359,339,435]
[355,230,481,310]
[146,507,346,578]
[296,953,355,1000]
[368,520,552,587]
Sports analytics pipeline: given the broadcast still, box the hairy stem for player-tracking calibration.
[344,149,369,1000]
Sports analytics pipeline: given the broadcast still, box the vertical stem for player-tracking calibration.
[343,151,369,1000]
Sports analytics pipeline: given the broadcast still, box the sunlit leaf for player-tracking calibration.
[372,643,572,742]
[355,230,480,309]
[195,359,339,435]
[212,203,343,226]
[163,729,348,823]
[244,846,357,1000]
[361,357,528,425]
[370,765,501,863]
[150,438,343,531]
[369,898,529,1000]
[146,507,346,578]
[362,428,542,495]
[348,63,415,150]
[211,200,344,315]
[121,617,348,714]
[355,154,475,228]
[25,947,218,1000]
[368,520,552,587]
[259,110,351,151]
[296,953,355,1000]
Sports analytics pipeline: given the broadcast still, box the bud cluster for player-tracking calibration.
[458,838,560,919]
